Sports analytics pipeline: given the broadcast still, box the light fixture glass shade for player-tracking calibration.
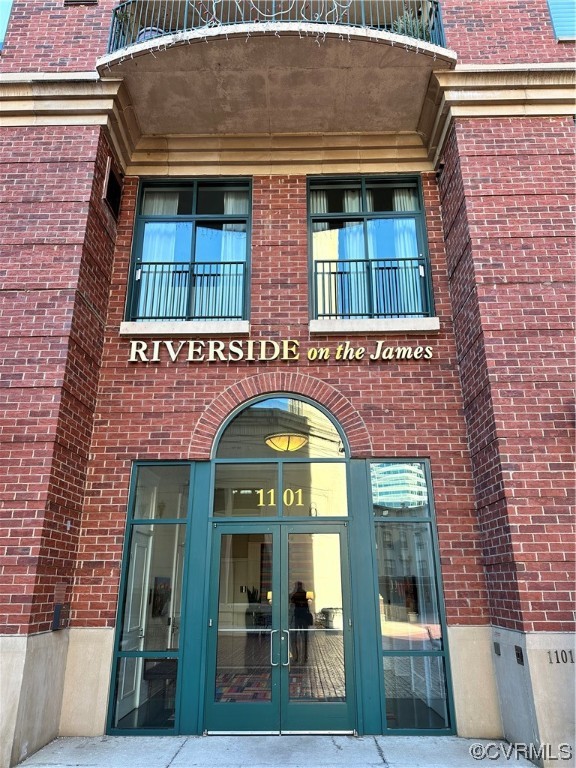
[265,433,308,452]
[306,591,315,601]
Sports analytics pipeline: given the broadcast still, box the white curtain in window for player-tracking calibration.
[137,192,186,320]
[196,191,247,319]
[141,192,180,263]
[310,189,328,216]
[392,188,418,258]
[392,188,421,316]
[342,189,363,260]
[311,190,337,317]
[142,192,179,216]
[342,189,366,316]
[222,191,248,263]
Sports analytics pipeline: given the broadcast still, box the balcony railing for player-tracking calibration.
[130,261,246,321]
[108,1,446,53]
[314,257,432,319]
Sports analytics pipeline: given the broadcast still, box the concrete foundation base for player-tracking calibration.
[0,632,69,768]
[491,627,576,768]
[59,628,114,737]
[4,625,574,768]
[447,625,502,738]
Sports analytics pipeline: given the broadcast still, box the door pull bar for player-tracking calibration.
[282,629,290,666]
[270,629,279,666]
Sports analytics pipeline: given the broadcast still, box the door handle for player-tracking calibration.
[270,629,279,667]
[282,629,290,666]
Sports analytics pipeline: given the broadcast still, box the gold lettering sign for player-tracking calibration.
[129,339,433,363]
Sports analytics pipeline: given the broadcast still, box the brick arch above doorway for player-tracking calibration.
[188,372,372,459]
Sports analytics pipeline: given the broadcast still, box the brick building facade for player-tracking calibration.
[0,2,574,767]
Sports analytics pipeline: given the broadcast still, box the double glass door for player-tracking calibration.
[204,523,354,733]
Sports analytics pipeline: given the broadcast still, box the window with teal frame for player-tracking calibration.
[0,1,14,50]
[127,180,251,321]
[109,464,191,732]
[370,461,453,731]
[309,176,434,320]
[547,0,576,39]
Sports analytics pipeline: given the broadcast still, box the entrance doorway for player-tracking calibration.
[204,523,354,733]
[108,395,455,736]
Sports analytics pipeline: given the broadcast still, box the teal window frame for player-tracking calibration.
[0,1,14,50]
[107,461,194,735]
[126,179,252,322]
[368,459,455,734]
[547,0,576,40]
[107,450,456,735]
[308,175,434,320]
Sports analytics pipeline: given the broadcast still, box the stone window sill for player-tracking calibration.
[309,318,440,334]
[119,320,250,336]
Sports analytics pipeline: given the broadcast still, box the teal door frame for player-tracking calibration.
[108,455,455,736]
[203,521,355,733]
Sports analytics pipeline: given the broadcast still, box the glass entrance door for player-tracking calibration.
[204,524,354,733]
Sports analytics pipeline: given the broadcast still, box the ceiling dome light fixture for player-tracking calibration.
[265,433,308,452]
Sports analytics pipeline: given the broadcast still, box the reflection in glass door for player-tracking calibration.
[287,535,345,696]
[110,464,190,731]
[214,532,275,710]
[205,525,354,733]
[371,461,451,730]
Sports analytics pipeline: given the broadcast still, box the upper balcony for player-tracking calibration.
[98,1,456,145]
[107,0,448,52]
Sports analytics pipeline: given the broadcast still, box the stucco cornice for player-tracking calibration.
[0,73,140,169]
[425,64,576,165]
[1,65,574,174]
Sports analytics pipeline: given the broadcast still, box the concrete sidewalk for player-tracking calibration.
[17,735,537,768]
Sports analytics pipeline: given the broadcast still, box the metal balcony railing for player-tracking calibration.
[108,1,446,53]
[314,257,432,319]
[130,261,246,320]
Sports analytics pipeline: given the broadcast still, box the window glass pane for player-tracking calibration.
[215,533,273,702]
[113,657,177,729]
[371,463,430,518]
[288,533,346,701]
[119,524,186,651]
[366,219,418,260]
[310,185,361,213]
[366,185,419,213]
[312,220,365,262]
[133,465,189,520]
[213,464,278,517]
[283,463,347,517]
[141,222,192,263]
[375,522,442,651]
[0,2,13,49]
[216,397,343,459]
[197,186,249,215]
[384,656,449,729]
[194,222,247,263]
[548,0,576,38]
[141,190,192,216]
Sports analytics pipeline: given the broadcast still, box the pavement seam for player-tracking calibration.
[372,736,389,766]
[164,736,189,767]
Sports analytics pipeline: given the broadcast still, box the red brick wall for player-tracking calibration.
[441,0,575,63]
[0,0,114,72]
[439,117,576,632]
[71,172,491,629]
[0,126,117,633]
[0,0,571,72]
